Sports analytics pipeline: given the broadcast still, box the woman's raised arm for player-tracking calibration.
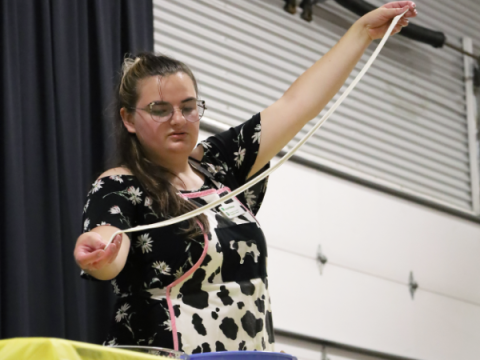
[248,2,417,178]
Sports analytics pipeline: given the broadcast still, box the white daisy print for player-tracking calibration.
[108,205,132,227]
[109,175,124,183]
[115,303,131,322]
[152,261,171,275]
[150,277,161,286]
[144,196,153,207]
[162,319,172,332]
[90,179,104,193]
[216,165,226,175]
[107,338,118,346]
[111,279,120,295]
[127,186,143,205]
[252,124,261,144]
[148,335,157,345]
[96,221,110,227]
[83,218,90,231]
[174,268,184,279]
[234,147,246,168]
[83,199,90,213]
[136,233,153,254]
[244,189,257,209]
[222,162,229,172]
[144,197,159,219]
[109,206,121,214]
[205,163,226,176]
[206,163,217,174]
[201,141,212,149]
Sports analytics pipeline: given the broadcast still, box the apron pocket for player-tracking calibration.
[214,222,267,283]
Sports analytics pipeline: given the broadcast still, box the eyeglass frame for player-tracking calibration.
[128,99,207,123]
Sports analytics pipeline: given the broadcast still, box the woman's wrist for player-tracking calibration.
[351,17,375,44]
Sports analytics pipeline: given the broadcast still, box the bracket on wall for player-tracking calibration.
[283,0,327,21]
[409,271,419,299]
[474,62,480,89]
[321,346,331,360]
[283,0,297,14]
[316,245,328,275]
[299,0,323,22]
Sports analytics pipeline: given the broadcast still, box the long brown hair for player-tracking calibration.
[114,52,208,237]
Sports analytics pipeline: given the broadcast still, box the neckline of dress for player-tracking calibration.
[100,159,217,194]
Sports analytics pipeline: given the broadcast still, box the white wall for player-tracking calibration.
[154,0,480,215]
[198,128,480,360]
[258,157,480,360]
[190,0,480,357]
[275,333,387,360]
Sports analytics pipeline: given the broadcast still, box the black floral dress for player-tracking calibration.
[81,114,274,353]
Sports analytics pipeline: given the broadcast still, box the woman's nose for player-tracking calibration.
[170,107,186,126]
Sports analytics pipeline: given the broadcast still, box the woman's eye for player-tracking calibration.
[182,107,194,114]
[151,108,171,117]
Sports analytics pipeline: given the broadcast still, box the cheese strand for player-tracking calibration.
[105,11,407,249]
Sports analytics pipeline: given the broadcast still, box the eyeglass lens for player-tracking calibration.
[149,100,205,123]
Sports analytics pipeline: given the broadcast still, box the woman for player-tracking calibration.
[74,2,417,354]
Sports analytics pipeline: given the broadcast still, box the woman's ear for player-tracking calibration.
[120,107,136,133]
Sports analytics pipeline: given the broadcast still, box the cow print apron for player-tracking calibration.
[158,162,275,354]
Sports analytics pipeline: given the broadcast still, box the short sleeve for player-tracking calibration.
[80,175,145,281]
[200,113,269,215]
[202,113,264,184]
[81,175,143,234]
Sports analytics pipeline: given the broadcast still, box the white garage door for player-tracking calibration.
[153,0,480,216]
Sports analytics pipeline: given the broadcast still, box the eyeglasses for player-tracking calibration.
[129,99,206,123]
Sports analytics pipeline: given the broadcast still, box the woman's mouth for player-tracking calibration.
[169,132,186,139]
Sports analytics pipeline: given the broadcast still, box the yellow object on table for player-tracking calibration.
[0,337,170,360]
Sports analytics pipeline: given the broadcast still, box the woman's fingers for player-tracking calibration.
[407,7,418,18]
[89,248,115,270]
[390,19,409,32]
[364,3,415,40]
[399,17,409,26]
[383,1,414,8]
[383,1,415,11]
[107,234,123,264]
[382,2,417,18]
[76,248,102,264]
[89,235,123,269]
[75,232,123,272]
[75,231,116,270]
[77,249,103,269]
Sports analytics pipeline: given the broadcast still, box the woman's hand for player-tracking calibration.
[252,1,418,178]
[74,231,122,272]
[359,1,418,40]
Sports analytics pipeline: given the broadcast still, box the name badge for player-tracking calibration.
[219,201,247,219]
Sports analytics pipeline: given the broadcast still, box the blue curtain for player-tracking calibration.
[0,0,153,344]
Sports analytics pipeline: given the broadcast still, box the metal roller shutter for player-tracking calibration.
[153,0,479,215]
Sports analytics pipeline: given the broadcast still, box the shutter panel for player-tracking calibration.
[153,0,479,215]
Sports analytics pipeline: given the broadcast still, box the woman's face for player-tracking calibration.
[123,72,200,166]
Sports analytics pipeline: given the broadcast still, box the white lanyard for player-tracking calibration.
[105,11,407,249]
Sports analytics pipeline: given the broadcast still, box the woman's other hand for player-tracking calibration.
[74,228,129,280]
[359,1,418,40]
[74,231,121,270]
